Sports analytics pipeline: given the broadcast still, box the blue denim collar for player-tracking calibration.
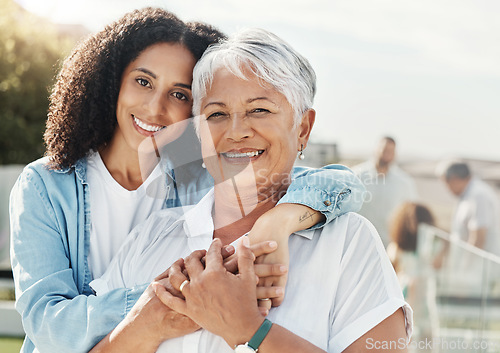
[52,157,88,185]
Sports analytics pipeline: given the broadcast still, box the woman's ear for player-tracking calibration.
[297,109,316,149]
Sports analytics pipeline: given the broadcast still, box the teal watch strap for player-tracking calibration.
[248,319,273,350]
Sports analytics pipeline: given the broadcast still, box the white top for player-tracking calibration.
[91,190,412,353]
[452,177,500,256]
[353,161,418,247]
[86,151,168,278]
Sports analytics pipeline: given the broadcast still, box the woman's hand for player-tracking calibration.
[158,241,285,316]
[155,238,266,348]
[89,275,199,353]
[249,203,325,308]
[219,240,287,315]
[132,279,200,342]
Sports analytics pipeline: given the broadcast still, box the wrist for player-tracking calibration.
[258,204,297,234]
[108,315,163,352]
[228,316,265,349]
[249,210,291,245]
[233,319,273,352]
[272,203,322,233]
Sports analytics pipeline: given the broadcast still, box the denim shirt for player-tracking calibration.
[10,156,365,353]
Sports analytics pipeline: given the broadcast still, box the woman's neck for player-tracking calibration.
[98,139,159,191]
[212,179,287,245]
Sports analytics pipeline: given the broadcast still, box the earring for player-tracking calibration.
[298,144,305,160]
[202,162,206,169]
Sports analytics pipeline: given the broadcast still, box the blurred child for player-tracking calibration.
[387,202,437,350]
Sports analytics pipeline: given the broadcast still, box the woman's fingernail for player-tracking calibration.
[279,265,287,273]
[268,241,277,249]
[225,244,234,252]
[275,288,284,295]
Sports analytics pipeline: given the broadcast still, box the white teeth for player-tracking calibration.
[133,116,164,132]
[224,150,264,158]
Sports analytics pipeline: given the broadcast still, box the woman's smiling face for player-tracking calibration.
[199,68,313,198]
[111,42,197,154]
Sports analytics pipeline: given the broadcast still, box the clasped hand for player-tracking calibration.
[152,237,287,346]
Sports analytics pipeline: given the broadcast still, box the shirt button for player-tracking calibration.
[324,200,332,206]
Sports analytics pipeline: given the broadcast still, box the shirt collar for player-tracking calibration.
[294,229,315,240]
[183,188,314,241]
[183,188,215,238]
[52,157,88,185]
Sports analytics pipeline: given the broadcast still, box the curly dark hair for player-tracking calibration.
[44,7,225,169]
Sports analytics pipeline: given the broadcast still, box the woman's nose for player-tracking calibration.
[146,92,168,118]
[226,113,253,141]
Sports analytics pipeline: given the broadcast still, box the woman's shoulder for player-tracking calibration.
[327,212,379,238]
[314,212,387,258]
[22,156,85,176]
[16,156,85,195]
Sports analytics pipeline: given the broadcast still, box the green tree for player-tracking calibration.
[0,0,75,164]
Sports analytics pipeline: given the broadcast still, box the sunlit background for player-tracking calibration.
[1,1,500,352]
[14,0,500,160]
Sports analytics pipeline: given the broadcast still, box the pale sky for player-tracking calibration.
[15,0,500,161]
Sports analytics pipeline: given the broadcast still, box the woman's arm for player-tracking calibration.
[250,164,365,242]
[87,239,285,352]
[89,276,199,353]
[341,309,407,353]
[10,165,145,353]
[159,238,408,353]
[283,164,365,227]
[256,309,407,353]
[157,238,326,352]
[248,164,365,306]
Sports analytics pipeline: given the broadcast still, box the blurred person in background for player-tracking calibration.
[353,137,418,247]
[437,161,500,258]
[387,202,438,349]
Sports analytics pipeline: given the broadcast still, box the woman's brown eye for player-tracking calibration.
[207,112,226,120]
[136,78,151,87]
[173,92,188,101]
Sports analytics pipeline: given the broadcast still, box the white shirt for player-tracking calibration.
[86,151,168,278]
[452,178,500,256]
[353,161,418,247]
[91,190,412,353]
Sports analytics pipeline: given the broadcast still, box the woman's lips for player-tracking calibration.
[132,115,165,136]
[220,150,265,164]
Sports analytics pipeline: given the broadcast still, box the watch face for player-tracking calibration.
[234,344,256,353]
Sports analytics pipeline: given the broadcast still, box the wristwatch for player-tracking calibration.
[234,319,273,353]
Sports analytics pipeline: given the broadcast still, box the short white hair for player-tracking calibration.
[192,28,316,126]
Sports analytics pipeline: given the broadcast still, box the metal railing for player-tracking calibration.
[413,224,500,353]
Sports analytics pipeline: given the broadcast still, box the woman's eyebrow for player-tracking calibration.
[131,68,191,89]
[203,102,226,110]
[247,97,278,106]
[133,67,156,78]
[247,97,269,103]
[203,97,278,110]
[174,83,192,90]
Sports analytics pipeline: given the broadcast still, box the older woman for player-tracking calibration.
[90,29,412,352]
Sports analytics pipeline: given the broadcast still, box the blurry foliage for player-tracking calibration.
[0,287,15,301]
[0,0,76,165]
